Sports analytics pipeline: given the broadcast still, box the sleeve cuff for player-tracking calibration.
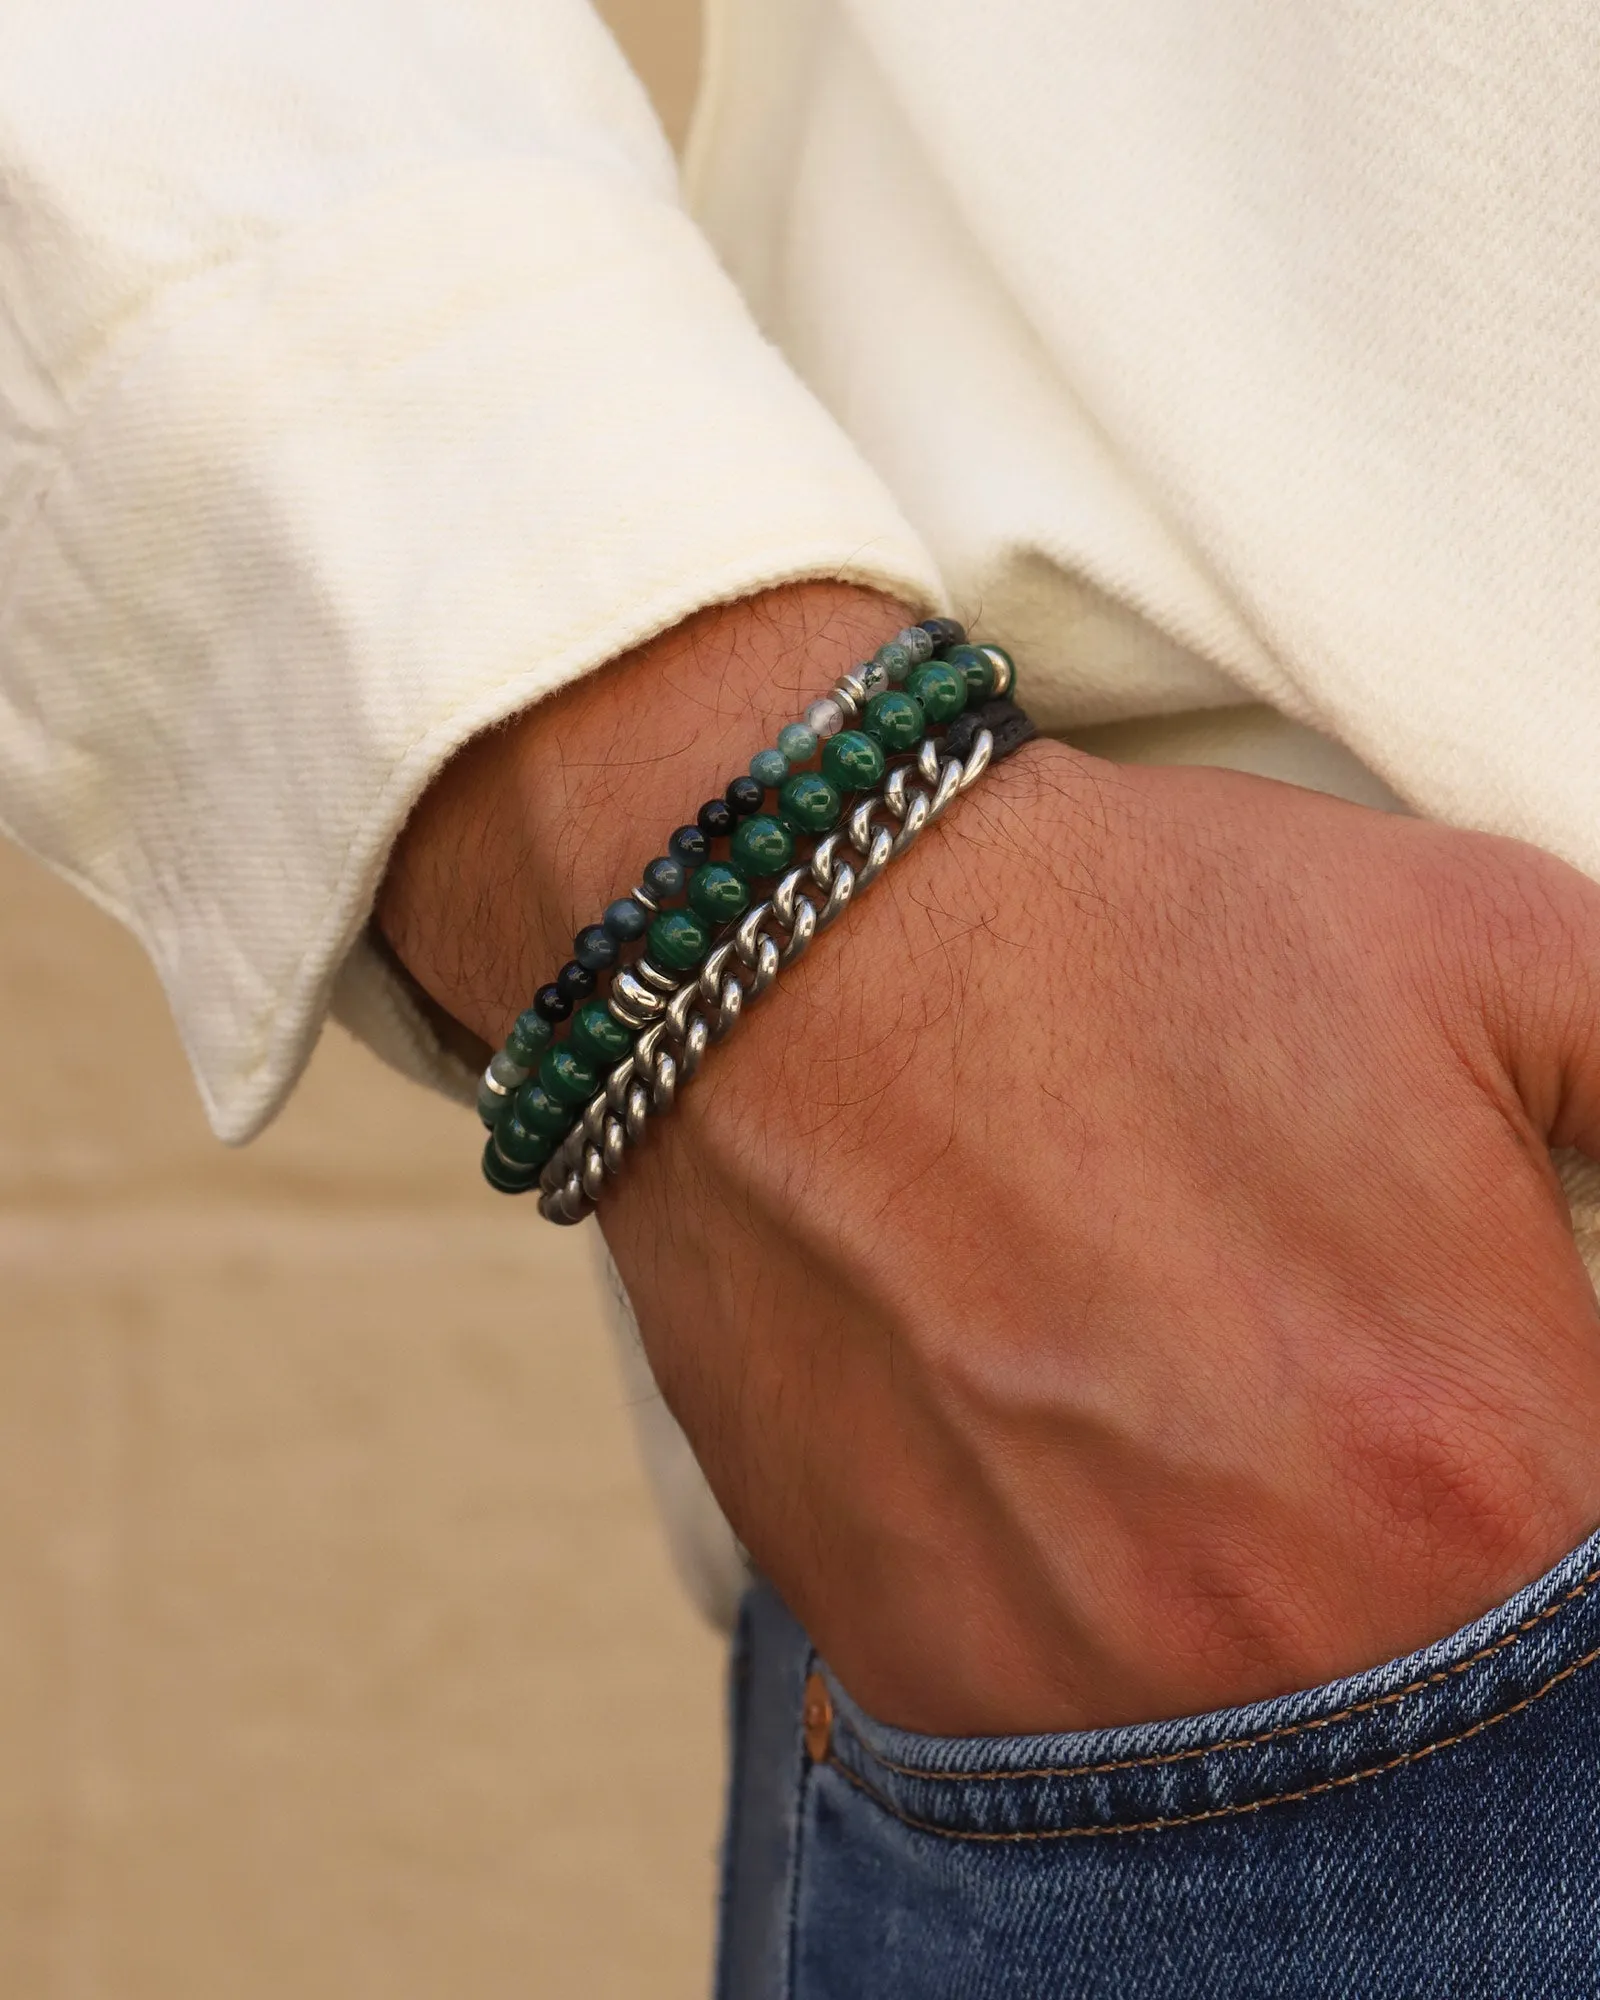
[0,158,942,1139]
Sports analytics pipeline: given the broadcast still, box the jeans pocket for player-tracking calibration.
[817,1526,1600,1844]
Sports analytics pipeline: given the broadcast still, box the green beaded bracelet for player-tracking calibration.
[476,620,1018,1196]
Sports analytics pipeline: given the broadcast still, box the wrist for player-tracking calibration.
[376,582,913,1046]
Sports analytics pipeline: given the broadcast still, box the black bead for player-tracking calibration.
[724,774,764,819]
[643,854,686,901]
[918,616,966,653]
[533,983,572,1023]
[573,923,619,972]
[696,797,735,839]
[668,824,709,867]
[556,960,596,1004]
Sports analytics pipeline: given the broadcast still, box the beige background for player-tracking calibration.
[0,4,716,1996]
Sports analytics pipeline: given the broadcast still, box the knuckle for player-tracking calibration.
[1480,848,1588,977]
[1408,832,1597,1041]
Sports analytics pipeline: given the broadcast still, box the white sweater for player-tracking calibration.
[3,0,1597,1140]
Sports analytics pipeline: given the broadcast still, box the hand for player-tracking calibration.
[381,588,1600,1735]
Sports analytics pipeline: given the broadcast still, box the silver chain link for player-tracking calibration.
[536,727,996,1225]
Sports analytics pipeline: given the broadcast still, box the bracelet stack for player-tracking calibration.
[473,619,1034,1223]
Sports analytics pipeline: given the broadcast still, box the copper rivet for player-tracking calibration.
[802,1671,833,1763]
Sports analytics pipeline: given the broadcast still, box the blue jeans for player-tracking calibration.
[717,1532,1600,1996]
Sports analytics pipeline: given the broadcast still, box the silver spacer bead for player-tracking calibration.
[979,645,1015,699]
[635,956,678,994]
[612,967,666,1018]
[830,679,862,722]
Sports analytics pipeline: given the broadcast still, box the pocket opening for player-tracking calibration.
[816,1527,1600,1841]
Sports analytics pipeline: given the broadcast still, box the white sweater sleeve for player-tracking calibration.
[0,0,940,1140]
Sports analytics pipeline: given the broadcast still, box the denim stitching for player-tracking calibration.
[783,1650,830,2000]
[824,1639,1600,1841]
[839,1559,1600,1786]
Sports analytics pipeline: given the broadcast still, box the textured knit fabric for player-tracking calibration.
[692,0,1600,846]
[5,0,1600,1136]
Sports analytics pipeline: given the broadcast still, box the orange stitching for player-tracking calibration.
[839,1559,1600,1786]
[823,1640,1600,1842]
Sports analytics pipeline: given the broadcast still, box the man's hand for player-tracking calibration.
[380,586,1600,1735]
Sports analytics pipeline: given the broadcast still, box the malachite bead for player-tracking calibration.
[874,640,913,686]
[821,728,887,792]
[648,906,712,970]
[778,770,843,834]
[494,1108,554,1169]
[539,1044,600,1107]
[777,721,817,765]
[505,1008,553,1068]
[569,999,634,1066]
[749,747,789,789]
[482,1139,541,1194]
[602,896,649,943]
[945,643,996,701]
[906,660,968,724]
[730,813,795,878]
[515,1080,575,1137]
[688,862,751,923]
[862,690,926,751]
